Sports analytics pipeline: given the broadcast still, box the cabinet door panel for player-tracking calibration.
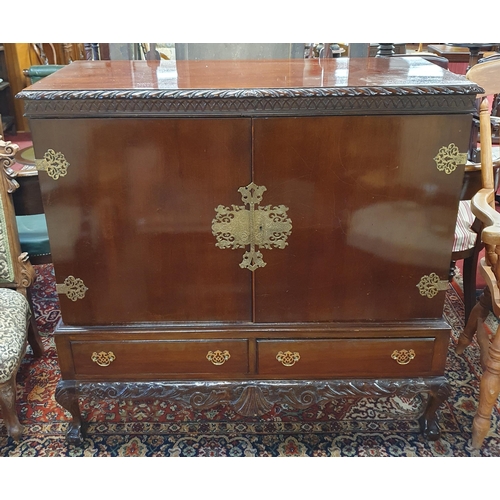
[253,115,470,322]
[31,118,252,324]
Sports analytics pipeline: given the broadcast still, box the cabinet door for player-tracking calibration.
[253,115,471,322]
[31,118,253,324]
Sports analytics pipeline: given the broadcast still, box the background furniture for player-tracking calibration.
[456,57,500,448]
[174,43,305,60]
[0,135,44,440]
[19,57,479,445]
[427,44,500,74]
[12,146,51,264]
[0,45,15,134]
[23,65,64,84]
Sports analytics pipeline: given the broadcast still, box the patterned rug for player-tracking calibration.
[1,265,499,457]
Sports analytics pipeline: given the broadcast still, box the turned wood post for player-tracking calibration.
[376,44,395,57]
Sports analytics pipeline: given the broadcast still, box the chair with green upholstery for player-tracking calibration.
[0,135,44,440]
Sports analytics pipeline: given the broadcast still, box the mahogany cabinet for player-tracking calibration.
[18,57,481,444]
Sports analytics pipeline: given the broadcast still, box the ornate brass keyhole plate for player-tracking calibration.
[211,182,292,271]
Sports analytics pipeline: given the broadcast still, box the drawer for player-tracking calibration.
[257,338,438,378]
[71,339,249,377]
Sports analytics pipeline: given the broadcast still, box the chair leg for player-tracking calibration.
[26,287,44,358]
[0,378,23,441]
[457,287,492,355]
[472,323,500,448]
[462,251,481,325]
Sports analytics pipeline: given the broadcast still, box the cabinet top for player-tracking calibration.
[18,58,481,118]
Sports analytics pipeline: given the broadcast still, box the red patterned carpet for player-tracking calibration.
[1,264,499,456]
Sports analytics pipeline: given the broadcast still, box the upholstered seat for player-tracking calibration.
[0,135,44,440]
[0,288,29,385]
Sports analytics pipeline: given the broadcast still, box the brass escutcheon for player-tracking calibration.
[391,349,416,365]
[276,350,300,367]
[212,182,292,271]
[91,351,116,367]
[35,149,70,180]
[206,350,231,366]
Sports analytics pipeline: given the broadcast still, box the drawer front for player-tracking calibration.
[71,339,249,377]
[257,338,438,378]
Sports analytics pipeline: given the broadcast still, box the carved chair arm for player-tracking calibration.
[472,188,500,245]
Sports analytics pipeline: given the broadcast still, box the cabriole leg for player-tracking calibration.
[55,380,87,445]
[418,377,451,441]
[0,378,23,441]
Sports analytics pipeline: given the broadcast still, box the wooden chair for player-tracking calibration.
[450,57,500,324]
[0,135,44,440]
[455,56,500,448]
[451,160,500,324]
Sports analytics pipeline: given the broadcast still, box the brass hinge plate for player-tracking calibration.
[434,143,467,174]
[417,273,448,298]
[56,275,88,301]
[35,149,69,180]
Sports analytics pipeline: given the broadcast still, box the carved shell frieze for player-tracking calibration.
[60,377,451,419]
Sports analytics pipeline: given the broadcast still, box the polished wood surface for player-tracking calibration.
[257,338,442,377]
[24,57,471,92]
[30,117,253,324]
[253,114,469,322]
[19,59,479,444]
[71,339,250,377]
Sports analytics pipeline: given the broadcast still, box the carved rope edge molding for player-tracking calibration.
[18,86,480,117]
[17,85,483,100]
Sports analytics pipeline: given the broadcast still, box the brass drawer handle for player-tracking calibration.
[91,351,116,367]
[206,350,231,366]
[391,349,416,365]
[276,350,300,367]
